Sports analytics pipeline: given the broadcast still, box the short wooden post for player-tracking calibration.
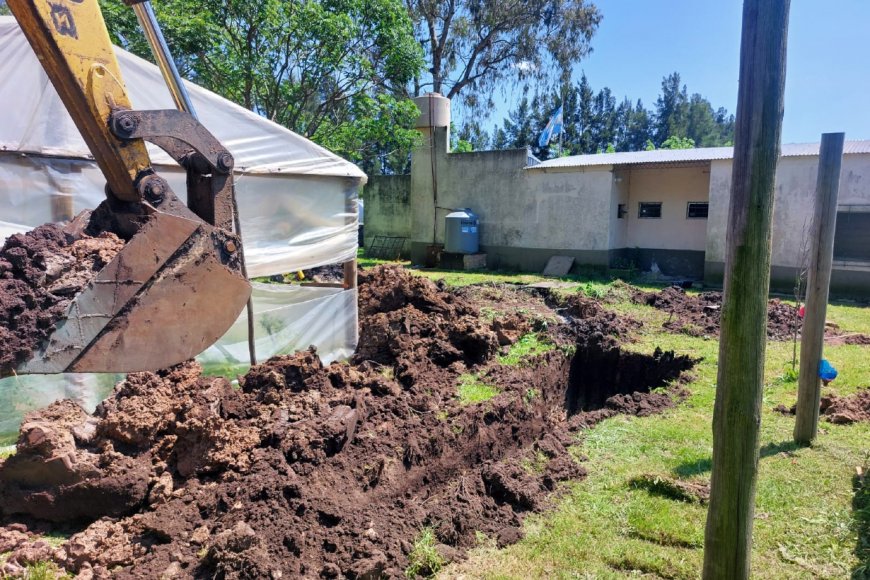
[793,133,844,445]
[702,1,790,578]
[344,184,360,353]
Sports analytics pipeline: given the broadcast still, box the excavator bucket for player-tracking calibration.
[6,0,252,374]
[18,210,251,374]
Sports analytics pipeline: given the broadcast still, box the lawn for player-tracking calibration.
[368,262,870,579]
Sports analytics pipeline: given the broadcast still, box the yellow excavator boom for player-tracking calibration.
[5,0,252,375]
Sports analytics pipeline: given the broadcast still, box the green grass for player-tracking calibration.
[357,247,624,289]
[406,528,445,578]
[22,561,71,580]
[497,334,555,366]
[200,362,250,379]
[457,374,500,405]
[441,288,870,579]
[521,451,550,475]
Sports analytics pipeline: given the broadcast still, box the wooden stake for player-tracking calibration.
[793,133,845,445]
[702,1,790,578]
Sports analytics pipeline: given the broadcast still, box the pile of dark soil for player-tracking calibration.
[0,265,696,578]
[0,222,123,376]
[775,388,870,424]
[631,286,870,342]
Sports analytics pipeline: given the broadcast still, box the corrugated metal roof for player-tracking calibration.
[526,140,870,170]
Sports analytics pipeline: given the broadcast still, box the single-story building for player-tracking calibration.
[364,94,869,297]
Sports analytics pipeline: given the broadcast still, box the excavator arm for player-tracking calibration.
[5,0,252,374]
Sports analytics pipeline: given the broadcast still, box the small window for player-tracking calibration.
[834,211,870,261]
[687,202,709,219]
[638,202,662,219]
[617,204,627,219]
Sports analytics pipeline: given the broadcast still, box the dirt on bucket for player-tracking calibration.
[0,265,698,578]
[0,219,124,376]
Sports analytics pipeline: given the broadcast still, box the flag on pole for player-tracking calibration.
[538,105,564,147]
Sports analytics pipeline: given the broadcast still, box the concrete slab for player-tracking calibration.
[440,251,487,270]
[542,255,574,277]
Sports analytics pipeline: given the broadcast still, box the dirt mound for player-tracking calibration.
[775,388,870,425]
[634,286,870,345]
[355,266,499,391]
[0,220,123,376]
[0,265,698,578]
[633,286,803,340]
[558,293,643,347]
[825,333,870,346]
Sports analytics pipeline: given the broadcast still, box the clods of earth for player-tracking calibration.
[0,265,701,578]
[632,285,870,343]
[1,236,866,579]
[774,388,870,425]
[0,217,123,377]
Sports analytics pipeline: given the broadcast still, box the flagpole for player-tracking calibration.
[558,83,566,156]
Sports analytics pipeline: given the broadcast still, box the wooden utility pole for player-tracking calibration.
[793,133,844,445]
[702,1,790,579]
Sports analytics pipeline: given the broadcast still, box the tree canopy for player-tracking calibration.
[99,0,425,174]
[407,0,601,110]
[488,72,734,158]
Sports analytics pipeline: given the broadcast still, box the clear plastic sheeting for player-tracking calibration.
[0,16,363,276]
[0,373,121,443]
[199,283,358,373]
[0,285,357,442]
[0,17,366,180]
[0,221,31,242]
[0,17,361,441]
[0,157,359,276]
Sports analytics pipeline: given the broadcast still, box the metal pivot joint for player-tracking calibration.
[109,108,236,230]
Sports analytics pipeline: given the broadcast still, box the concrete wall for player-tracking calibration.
[705,153,870,297]
[366,95,870,293]
[408,126,613,270]
[608,168,629,249]
[362,175,412,254]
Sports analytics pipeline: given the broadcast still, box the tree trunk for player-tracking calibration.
[793,132,845,445]
[702,1,790,579]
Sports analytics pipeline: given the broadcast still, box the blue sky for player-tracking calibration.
[470,0,869,144]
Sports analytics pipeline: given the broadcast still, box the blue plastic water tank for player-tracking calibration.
[444,209,479,254]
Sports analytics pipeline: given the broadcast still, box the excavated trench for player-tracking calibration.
[0,266,699,578]
[565,344,695,415]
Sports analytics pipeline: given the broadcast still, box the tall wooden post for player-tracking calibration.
[793,133,844,445]
[702,1,790,579]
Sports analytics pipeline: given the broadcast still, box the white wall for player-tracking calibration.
[523,168,612,250]
[410,128,612,254]
[705,160,732,263]
[608,168,630,249]
[706,153,870,268]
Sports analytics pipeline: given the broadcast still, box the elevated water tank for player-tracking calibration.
[445,209,479,254]
[414,92,450,129]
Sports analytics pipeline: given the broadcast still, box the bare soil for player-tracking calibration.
[0,265,696,579]
[632,285,870,343]
[0,220,123,376]
[775,388,870,424]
